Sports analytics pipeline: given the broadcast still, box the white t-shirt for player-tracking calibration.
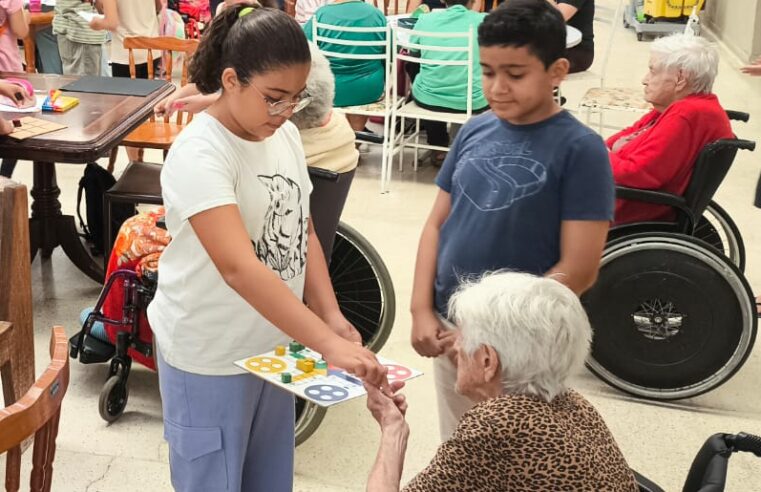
[110,0,160,65]
[147,113,313,375]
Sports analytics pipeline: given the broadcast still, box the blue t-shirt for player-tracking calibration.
[434,110,614,315]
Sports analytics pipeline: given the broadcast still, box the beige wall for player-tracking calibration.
[703,0,761,63]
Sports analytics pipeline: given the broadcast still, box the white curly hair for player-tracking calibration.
[650,33,719,94]
[290,42,335,130]
[448,271,592,403]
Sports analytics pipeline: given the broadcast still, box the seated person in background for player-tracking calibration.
[366,271,638,492]
[406,0,445,13]
[548,0,595,73]
[303,0,387,131]
[407,0,488,164]
[295,0,331,24]
[608,34,732,225]
[290,43,359,258]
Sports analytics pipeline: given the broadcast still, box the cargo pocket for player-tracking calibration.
[164,420,228,491]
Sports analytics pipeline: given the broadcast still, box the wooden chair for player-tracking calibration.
[109,36,200,167]
[0,178,35,406]
[1,325,70,492]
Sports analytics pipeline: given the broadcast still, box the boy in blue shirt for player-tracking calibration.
[410,0,615,440]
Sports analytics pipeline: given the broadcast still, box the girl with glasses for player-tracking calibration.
[147,5,388,491]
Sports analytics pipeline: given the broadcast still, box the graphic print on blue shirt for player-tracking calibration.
[434,111,614,315]
[456,139,547,212]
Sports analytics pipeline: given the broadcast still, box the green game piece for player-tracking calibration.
[281,372,292,383]
[289,341,303,353]
[315,360,327,370]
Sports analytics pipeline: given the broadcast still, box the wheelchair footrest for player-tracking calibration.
[70,331,115,364]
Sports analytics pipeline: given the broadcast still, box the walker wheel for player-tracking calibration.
[637,33,644,41]
[99,375,129,423]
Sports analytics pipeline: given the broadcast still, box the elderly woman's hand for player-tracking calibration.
[365,381,408,429]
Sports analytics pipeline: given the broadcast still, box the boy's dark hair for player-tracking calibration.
[478,0,566,68]
[190,5,310,94]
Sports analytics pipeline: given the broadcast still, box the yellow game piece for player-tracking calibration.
[275,345,286,356]
[296,358,315,373]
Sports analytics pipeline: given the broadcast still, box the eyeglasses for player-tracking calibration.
[250,83,312,116]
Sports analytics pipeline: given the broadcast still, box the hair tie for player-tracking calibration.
[239,6,255,18]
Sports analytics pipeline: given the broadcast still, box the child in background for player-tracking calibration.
[0,0,28,178]
[146,6,388,491]
[53,0,107,75]
[91,0,161,166]
[409,0,614,441]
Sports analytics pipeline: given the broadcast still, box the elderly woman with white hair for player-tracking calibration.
[290,43,359,256]
[365,272,638,491]
[608,33,733,225]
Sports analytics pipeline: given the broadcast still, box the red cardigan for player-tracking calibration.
[607,93,733,225]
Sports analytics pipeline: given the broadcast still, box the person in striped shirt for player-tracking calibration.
[53,0,106,76]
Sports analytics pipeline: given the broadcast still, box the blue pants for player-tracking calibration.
[157,351,295,492]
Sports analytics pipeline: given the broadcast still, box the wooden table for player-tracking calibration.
[24,10,55,74]
[0,73,174,283]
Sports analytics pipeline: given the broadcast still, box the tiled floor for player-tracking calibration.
[4,2,761,490]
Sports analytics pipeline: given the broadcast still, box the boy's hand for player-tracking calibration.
[322,338,389,389]
[411,309,446,357]
[438,328,459,365]
[323,310,362,344]
[741,57,761,77]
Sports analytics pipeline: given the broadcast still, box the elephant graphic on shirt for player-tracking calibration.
[255,174,307,280]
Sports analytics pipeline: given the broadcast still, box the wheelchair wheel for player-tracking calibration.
[294,397,327,446]
[584,233,757,400]
[294,222,396,446]
[694,201,745,272]
[99,375,129,423]
[329,222,396,353]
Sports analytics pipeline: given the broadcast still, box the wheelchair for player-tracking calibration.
[634,432,761,492]
[70,163,396,446]
[582,134,757,400]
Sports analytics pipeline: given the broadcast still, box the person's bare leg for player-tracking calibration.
[346,114,369,132]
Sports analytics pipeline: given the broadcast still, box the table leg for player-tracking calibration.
[29,162,105,283]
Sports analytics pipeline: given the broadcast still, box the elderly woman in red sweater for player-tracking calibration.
[608,33,732,225]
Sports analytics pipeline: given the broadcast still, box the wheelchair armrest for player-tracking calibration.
[615,186,697,231]
[308,166,339,182]
[725,110,750,123]
[616,186,687,208]
[355,130,384,145]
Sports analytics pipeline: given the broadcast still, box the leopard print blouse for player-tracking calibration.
[402,390,638,492]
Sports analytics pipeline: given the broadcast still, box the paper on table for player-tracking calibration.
[77,11,103,23]
[0,95,46,114]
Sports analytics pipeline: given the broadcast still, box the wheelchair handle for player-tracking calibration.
[725,110,750,123]
[728,432,761,457]
[734,139,756,151]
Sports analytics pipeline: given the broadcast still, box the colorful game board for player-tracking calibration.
[235,342,422,407]
[8,117,67,140]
